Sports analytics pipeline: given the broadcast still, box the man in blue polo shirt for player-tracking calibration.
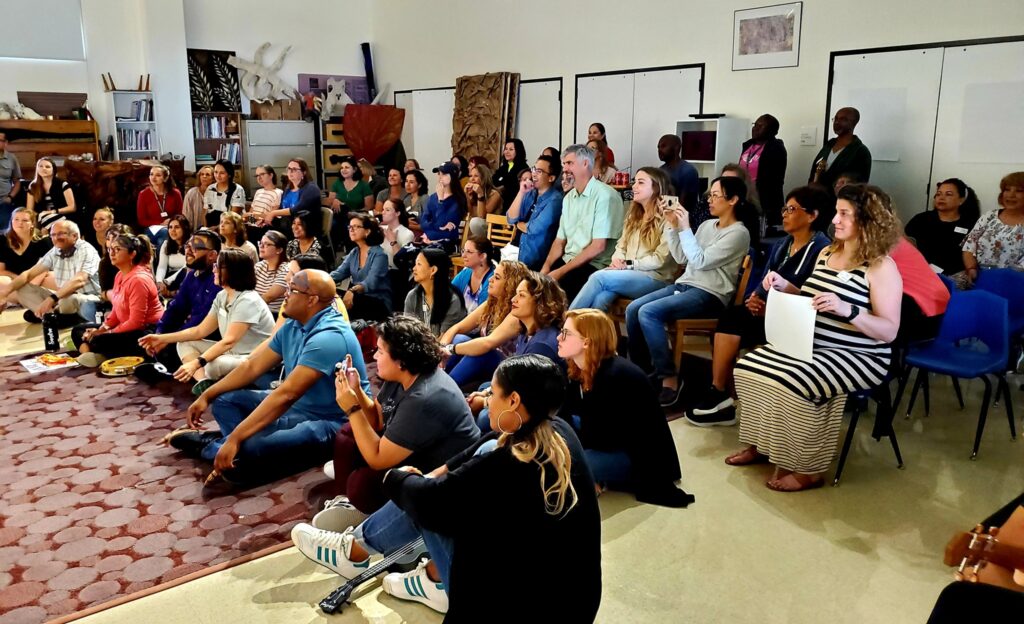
[172,269,369,484]
[506,154,564,270]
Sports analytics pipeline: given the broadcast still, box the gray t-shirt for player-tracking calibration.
[208,289,275,355]
[0,152,21,200]
[378,368,480,472]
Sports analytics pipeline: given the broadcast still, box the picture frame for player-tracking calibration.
[732,2,803,71]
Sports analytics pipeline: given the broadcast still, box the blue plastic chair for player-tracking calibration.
[903,290,1015,459]
[975,268,1024,337]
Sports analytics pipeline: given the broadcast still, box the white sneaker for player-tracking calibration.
[290,524,371,579]
[323,460,336,480]
[381,558,449,614]
[75,352,106,368]
[312,495,366,533]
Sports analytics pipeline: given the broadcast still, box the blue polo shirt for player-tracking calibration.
[507,187,563,270]
[268,306,370,419]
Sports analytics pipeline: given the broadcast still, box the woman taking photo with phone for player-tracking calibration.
[571,167,678,311]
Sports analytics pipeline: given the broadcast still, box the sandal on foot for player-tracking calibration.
[725,447,768,466]
[766,473,824,492]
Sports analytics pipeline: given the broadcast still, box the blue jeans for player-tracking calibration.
[626,283,723,379]
[585,449,632,485]
[145,227,169,257]
[201,389,342,463]
[570,269,666,312]
[445,334,504,388]
[355,440,499,591]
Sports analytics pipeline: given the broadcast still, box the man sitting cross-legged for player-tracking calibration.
[170,269,369,485]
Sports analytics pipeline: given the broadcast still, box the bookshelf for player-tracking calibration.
[675,117,749,189]
[111,90,160,160]
[192,111,243,175]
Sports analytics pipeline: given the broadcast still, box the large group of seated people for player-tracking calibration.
[2,113,1023,619]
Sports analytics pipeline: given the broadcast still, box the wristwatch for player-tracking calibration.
[846,306,860,322]
[347,404,363,416]
[49,293,60,303]
[197,356,208,367]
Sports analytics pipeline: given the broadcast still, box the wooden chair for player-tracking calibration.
[670,255,753,368]
[485,214,516,248]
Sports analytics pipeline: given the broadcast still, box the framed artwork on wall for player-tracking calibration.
[732,2,803,71]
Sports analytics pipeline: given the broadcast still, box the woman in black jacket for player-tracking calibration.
[558,309,693,508]
[291,354,601,622]
[492,138,529,212]
[739,114,788,227]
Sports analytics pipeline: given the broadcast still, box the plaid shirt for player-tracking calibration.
[39,239,101,295]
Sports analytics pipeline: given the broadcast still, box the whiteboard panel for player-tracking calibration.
[631,67,703,173]
[394,91,414,159]
[411,89,455,188]
[932,41,1024,212]
[831,49,943,219]
[515,80,561,160]
[575,73,635,168]
[1,0,84,60]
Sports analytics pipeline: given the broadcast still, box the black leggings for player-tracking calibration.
[345,292,391,322]
[72,323,154,358]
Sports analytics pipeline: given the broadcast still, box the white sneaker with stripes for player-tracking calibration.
[290,523,370,579]
[381,558,449,614]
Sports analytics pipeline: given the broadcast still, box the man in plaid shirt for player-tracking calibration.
[0,219,101,323]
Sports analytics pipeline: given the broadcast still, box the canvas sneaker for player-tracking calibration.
[381,558,449,614]
[75,352,107,368]
[291,524,371,579]
[312,495,366,533]
[691,386,735,416]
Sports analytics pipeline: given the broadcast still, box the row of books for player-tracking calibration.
[116,99,154,122]
[117,129,155,151]
[196,143,241,165]
[193,116,238,139]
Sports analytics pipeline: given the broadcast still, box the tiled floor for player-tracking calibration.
[74,373,1024,623]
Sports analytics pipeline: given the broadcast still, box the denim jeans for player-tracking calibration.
[445,334,504,388]
[585,449,632,485]
[201,389,342,465]
[570,269,666,312]
[355,440,499,591]
[625,283,724,379]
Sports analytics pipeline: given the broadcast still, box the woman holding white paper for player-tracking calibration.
[687,185,832,426]
[726,184,902,492]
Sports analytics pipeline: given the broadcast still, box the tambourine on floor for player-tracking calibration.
[99,356,145,377]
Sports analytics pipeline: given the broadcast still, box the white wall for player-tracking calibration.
[182,0,373,113]
[140,0,194,167]
[370,0,1024,195]
[0,60,89,107]
[81,0,146,143]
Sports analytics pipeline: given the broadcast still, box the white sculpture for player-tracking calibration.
[0,103,44,120]
[320,78,355,121]
[228,42,298,101]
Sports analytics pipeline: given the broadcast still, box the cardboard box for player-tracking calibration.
[250,100,281,120]
[279,99,302,120]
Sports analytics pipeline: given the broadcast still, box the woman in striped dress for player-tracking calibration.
[726,184,903,492]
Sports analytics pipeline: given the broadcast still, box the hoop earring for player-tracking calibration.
[495,409,524,435]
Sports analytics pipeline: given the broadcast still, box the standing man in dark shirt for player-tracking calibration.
[0,132,22,229]
[809,107,872,190]
[658,134,700,209]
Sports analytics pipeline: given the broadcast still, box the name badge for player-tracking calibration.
[837,271,853,283]
[954,226,969,235]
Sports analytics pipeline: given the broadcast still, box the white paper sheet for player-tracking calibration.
[20,354,79,374]
[765,288,817,362]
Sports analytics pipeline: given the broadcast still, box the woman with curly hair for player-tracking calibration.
[571,167,678,311]
[726,184,903,492]
[557,309,692,507]
[440,260,532,387]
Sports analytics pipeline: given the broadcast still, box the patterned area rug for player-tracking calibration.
[0,356,330,624]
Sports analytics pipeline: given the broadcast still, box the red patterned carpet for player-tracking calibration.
[0,357,330,623]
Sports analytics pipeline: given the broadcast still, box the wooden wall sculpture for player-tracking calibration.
[451,72,520,165]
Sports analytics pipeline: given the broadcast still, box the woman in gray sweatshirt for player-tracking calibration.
[625,176,757,408]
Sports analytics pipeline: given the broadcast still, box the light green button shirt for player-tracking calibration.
[556,176,624,269]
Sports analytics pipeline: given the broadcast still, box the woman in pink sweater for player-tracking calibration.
[72,233,164,367]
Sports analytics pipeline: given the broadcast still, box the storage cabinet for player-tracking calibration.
[675,117,749,190]
[240,120,317,195]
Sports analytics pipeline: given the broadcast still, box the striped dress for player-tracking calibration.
[733,249,891,473]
